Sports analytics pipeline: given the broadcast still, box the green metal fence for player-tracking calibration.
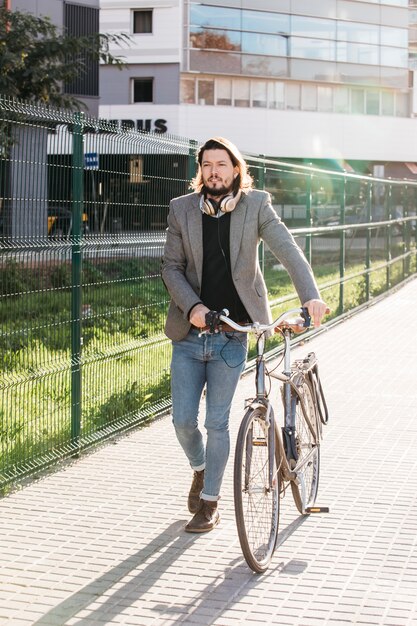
[1,96,416,491]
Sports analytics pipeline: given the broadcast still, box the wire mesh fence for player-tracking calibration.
[1,96,416,490]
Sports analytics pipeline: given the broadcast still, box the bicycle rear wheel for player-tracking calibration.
[289,380,320,514]
[234,406,280,573]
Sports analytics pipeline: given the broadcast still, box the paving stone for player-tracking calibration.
[1,279,417,625]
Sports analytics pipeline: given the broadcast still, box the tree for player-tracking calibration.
[0,7,129,110]
[190,30,240,52]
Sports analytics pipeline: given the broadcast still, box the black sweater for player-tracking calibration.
[200,212,250,322]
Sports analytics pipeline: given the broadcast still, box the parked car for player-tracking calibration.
[48,207,89,237]
[316,204,413,237]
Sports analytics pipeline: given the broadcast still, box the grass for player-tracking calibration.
[1,243,416,489]
[0,256,172,483]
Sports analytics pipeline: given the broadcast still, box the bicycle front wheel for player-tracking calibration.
[290,380,320,514]
[234,406,280,573]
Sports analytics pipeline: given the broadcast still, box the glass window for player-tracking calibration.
[318,86,333,112]
[242,55,287,77]
[339,64,380,87]
[381,91,394,115]
[234,80,250,107]
[133,10,152,34]
[292,37,336,61]
[337,21,379,44]
[301,84,317,111]
[366,90,380,115]
[197,79,214,105]
[291,58,337,82]
[334,86,349,113]
[268,82,285,109]
[133,78,153,102]
[286,83,301,110]
[190,4,240,30]
[395,92,408,117]
[410,53,417,71]
[291,16,336,39]
[190,50,242,74]
[351,88,365,114]
[242,10,289,34]
[242,32,287,56]
[379,67,408,89]
[217,78,232,105]
[64,4,99,97]
[190,28,241,51]
[380,47,408,68]
[380,27,408,48]
[335,2,380,20]
[337,42,379,65]
[181,79,195,104]
[252,81,267,108]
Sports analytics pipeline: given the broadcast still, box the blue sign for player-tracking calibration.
[84,152,99,170]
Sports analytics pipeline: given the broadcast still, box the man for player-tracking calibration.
[161,137,328,534]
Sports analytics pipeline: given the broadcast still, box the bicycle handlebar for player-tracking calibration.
[203,307,311,335]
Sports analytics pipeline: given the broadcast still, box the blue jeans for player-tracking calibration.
[171,328,247,501]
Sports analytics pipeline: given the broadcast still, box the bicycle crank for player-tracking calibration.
[305,506,330,513]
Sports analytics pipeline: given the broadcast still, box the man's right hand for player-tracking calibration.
[189,303,211,328]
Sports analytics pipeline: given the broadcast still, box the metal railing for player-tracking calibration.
[1,96,416,491]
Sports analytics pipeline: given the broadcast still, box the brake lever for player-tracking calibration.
[300,307,311,328]
[205,310,220,334]
[204,308,230,334]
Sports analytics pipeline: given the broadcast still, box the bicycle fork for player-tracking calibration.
[257,335,277,493]
[281,330,298,465]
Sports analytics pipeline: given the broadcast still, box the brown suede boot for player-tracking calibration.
[185,499,220,533]
[188,469,205,514]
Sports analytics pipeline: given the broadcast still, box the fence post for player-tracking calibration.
[305,173,312,264]
[414,188,417,269]
[71,112,84,450]
[258,154,266,274]
[188,139,198,186]
[339,177,346,314]
[403,185,409,278]
[365,181,372,301]
[386,184,392,290]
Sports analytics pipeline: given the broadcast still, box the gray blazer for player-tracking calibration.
[161,189,320,341]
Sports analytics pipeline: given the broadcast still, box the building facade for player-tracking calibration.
[11,0,100,115]
[100,0,417,172]
[1,0,100,239]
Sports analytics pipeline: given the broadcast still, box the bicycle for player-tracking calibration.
[203,307,329,573]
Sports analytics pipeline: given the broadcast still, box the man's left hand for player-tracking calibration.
[303,299,330,328]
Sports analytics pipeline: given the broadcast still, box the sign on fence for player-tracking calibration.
[84,152,99,170]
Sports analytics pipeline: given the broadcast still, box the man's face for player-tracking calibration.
[200,148,238,198]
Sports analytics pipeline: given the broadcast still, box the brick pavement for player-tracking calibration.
[0,277,417,626]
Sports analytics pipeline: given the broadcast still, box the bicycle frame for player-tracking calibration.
[207,306,323,492]
[250,325,321,491]
[248,327,295,490]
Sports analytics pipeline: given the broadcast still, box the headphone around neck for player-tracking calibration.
[200,189,242,216]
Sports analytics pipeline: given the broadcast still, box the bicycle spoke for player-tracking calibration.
[290,381,320,514]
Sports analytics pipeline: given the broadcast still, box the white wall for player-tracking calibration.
[100,0,182,64]
[99,103,417,161]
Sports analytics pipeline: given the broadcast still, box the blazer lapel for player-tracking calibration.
[186,196,203,287]
[230,193,248,273]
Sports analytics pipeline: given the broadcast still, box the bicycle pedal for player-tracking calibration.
[252,438,267,446]
[305,506,329,514]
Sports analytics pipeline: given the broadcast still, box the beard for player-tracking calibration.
[203,181,233,197]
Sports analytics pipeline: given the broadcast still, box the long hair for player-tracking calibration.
[190,137,254,194]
